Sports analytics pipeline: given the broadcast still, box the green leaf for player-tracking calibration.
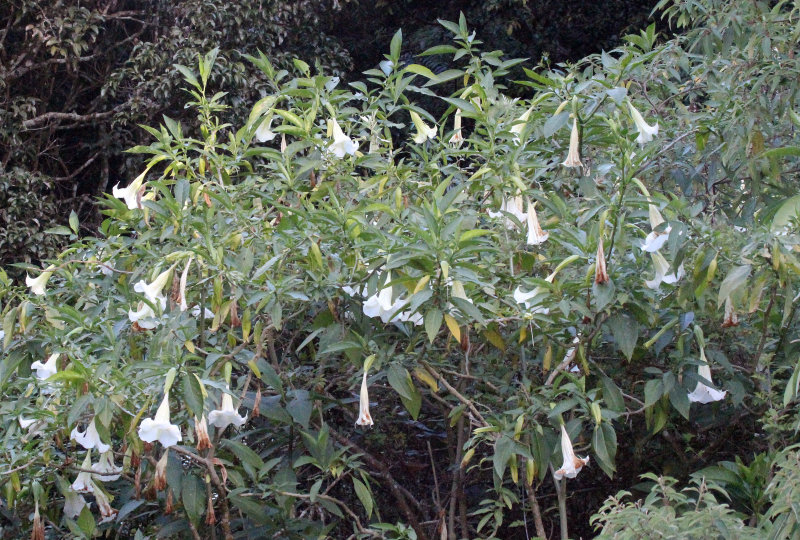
[592,423,617,477]
[387,364,421,420]
[353,477,374,519]
[182,475,205,524]
[222,439,265,472]
[77,504,96,535]
[424,308,443,343]
[669,386,690,420]
[608,313,639,360]
[644,379,663,408]
[182,372,204,418]
[403,63,438,81]
[389,29,402,60]
[601,376,625,413]
[287,390,312,428]
[592,279,616,311]
[68,210,79,235]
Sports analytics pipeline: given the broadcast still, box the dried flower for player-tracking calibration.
[595,238,609,284]
[154,451,168,491]
[194,415,212,451]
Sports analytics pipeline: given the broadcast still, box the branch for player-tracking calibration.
[22,110,115,129]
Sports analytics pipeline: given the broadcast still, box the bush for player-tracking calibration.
[1,1,799,537]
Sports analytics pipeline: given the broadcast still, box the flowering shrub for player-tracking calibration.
[1,1,800,538]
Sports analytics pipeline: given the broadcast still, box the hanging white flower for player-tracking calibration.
[71,451,96,493]
[355,368,374,426]
[112,170,147,210]
[362,273,409,323]
[644,252,684,290]
[410,111,436,144]
[190,305,215,319]
[488,195,526,230]
[328,118,359,158]
[138,390,182,448]
[688,349,727,404]
[26,265,56,296]
[71,417,111,453]
[128,301,160,329]
[31,353,60,380]
[133,265,174,306]
[513,271,557,315]
[178,258,193,312]
[92,450,122,482]
[553,425,590,480]
[642,201,671,252]
[448,109,464,147]
[255,115,277,142]
[207,387,248,431]
[510,106,534,143]
[628,101,659,145]
[526,200,549,245]
[562,118,582,168]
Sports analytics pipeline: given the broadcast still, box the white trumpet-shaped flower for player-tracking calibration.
[526,200,549,245]
[628,102,659,145]
[562,118,582,168]
[71,451,96,493]
[448,109,464,147]
[255,115,277,142]
[488,195,526,230]
[63,491,88,519]
[356,369,374,426]
[133,265,174,306]
[190,305,215,320]
[328,118,359,158]
[18,417,36,430]
[513,271,556,315]
[31,353,60,380]
[688,350,727,404]
[92,450,122,481]
[128,302,160,329]
[26,265,56,296]
[178,258,192,312]
[71,418,111,453]
[112,171,147,210]
[138,390,182,448]
[362,273,409,323]
[208,388,248,431]
[645,252,684,290]
[410,111,436,144]
[510,106,534,143]
[553,425,590,480]
[642,202,671,252]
